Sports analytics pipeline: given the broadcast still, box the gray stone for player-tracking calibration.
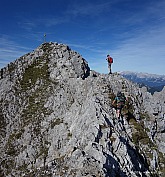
[0,42,164,177]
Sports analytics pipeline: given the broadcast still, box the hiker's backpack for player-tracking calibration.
[116,93,126,105]
[118,94,126,105]
[108,57,113,63]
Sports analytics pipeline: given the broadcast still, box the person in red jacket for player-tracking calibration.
[106,54,113,74]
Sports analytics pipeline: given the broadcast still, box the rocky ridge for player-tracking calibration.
[0,42,165,177]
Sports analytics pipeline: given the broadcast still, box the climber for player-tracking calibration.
[112,91,126,119]
[106,54,113,74]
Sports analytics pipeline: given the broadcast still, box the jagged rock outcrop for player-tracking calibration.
[0,42,165,177]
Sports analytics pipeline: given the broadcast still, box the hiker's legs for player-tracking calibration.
[108,63,112,74]
[116,109,121,118]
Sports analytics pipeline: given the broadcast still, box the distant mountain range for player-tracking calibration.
[120,71,165,94]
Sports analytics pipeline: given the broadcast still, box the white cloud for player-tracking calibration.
[109,24,165,74]
[0,36,31,69]
[19,16,69,30]
[66,1,112,17]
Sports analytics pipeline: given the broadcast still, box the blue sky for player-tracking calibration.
[0,0,165,75]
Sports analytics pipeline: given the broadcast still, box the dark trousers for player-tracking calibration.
[108,63,112,74]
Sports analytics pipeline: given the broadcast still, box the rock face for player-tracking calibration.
[0,42,165,177]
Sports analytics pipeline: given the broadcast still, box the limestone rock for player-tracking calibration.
[0,42,164,177]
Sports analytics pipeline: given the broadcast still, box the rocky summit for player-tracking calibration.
[0,42,165,177]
